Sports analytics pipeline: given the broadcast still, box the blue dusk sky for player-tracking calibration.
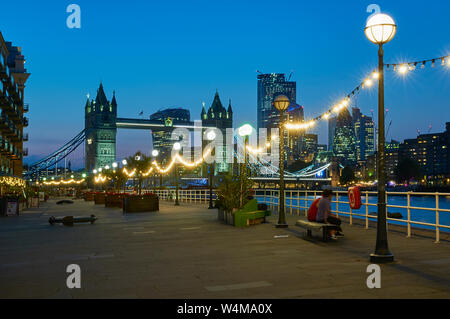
[1,0,449,167]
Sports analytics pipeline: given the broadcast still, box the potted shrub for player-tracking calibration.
[215,174,253,225]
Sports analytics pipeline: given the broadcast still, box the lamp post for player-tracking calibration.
[206,130,216,209]
[152,150,159,191]
[238,124,253,207]
[274,95,290,228]
[365,12,396,263]
[173,142,181,206]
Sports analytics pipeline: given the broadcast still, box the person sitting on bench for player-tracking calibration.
[316,190,344,240]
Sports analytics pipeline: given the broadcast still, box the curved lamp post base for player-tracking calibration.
[275,223,289,229]
[370,253,394,263]
[175,202,180,206]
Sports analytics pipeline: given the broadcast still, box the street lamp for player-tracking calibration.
[206,130,216,209]
[151,149,159,190]
[173,142,181,206]
[238,123,253,207]
[365,12,396,263]
[273,95,290,228]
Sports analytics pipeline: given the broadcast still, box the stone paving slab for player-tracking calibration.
[0,199,449,299]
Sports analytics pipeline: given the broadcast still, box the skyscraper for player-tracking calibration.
[150,108,191,165]
[333,108,356,166]
[286,104,304,164]
[352,107,375,162]
[328,116,337,152]
[257,73,296,132]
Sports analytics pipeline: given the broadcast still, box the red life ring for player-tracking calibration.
[348,187,362,210]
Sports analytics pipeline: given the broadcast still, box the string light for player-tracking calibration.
[115,148,213,178]
[285,52,449,131]
[43,179,86,186]
[94,175,107,184]
[398,64,408,75]
[0,176,26,188]
[122,168,137,177]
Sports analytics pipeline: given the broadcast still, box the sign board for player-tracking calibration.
[6,201,18,216]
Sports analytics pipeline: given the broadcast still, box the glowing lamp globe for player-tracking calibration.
[206,130,216,141]
[152,150,159,157]
[273,95,290,111]
[238,124,253,137]
[365,13,397,44]
[173,142,182,151]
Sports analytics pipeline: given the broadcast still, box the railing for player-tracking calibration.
[153,189,215,204]
[254,189,450,243]
[151,188,450,243]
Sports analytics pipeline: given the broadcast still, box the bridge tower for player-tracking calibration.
[84,83,117,172]
[201,91,233,174]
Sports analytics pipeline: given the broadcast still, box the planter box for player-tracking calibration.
[105,193,127,208]
[94,193,106,205]
[224,211,235,225]
[217,208,225,221]
[85,192,96,201]
[123,194,159,213]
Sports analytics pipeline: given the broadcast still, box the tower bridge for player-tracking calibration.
[25,83,334,182]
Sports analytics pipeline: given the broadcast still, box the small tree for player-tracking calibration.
[395,158,422,185]
[216,174,253,213]
[340,166,355,186]
[125,151,152,195]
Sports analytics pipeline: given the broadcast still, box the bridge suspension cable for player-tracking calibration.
[25,129,89,178]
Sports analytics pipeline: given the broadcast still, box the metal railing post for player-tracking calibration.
[304,191,308,217]
[336,192,339,218]
[435,193,440,244]
[407,192,411,238]
[365,192,369,230]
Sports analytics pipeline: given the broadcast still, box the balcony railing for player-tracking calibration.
[23,104,29,113]
[23,148,28,157]
[23,133,29,142]
[23,117,29,127]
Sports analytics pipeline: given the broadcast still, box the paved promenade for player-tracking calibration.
[1,199,449,298]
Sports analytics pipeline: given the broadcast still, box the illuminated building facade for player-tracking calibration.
[399,122,450,184]
[0,32,30,177]
[257,73,296,132]
[150,108,191,165]
[352,107,375,162]
[332,108,356,166]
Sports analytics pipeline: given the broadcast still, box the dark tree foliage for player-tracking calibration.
[395,158,422,185]
[340,166,355,186]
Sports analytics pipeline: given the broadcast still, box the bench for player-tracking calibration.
[295,220,339,242]
[234,199,271,227]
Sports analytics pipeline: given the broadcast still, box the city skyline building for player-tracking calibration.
[150,107,191,165]
[352,107,375,162]
[332,107,357,166]
[399,122,450,184]
[257,73,296,133]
